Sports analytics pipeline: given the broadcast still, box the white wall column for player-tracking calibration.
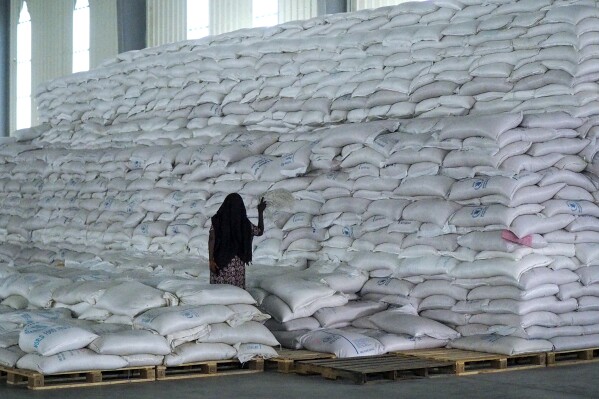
[279,0,317,23]
[146,0,186,48]
[210,0,252,36]
[28,0,73,125]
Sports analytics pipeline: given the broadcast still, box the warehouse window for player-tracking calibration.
[187,0,210,39]
[253,0,278,27]
[73,0,90,73]
[16,1,31,130]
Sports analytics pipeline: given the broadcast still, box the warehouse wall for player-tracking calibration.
[0,0,9,136]
[351,0,424,10]
[147,0,318,47]
[90,0,118,68]
[210,0,253,35]
[28,0,73,126]
[147,0,186,48]
[117,0,146,52]
[279,0,317,22]
[8,0,118,134]
[8,0,321,133]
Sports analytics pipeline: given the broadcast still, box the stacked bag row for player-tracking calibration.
[0,265,279,373]
[253,264,462,357]
[1,0,599,358]
[3,108,599,356]
[31,0,599,146]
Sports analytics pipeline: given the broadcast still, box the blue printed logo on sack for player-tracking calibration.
[182,310,195,319]
[103,197,114,210]
[23,322,52,335]
[567,201,582,214]
[472,178,489,191]
[323,334,340,344]
[280,153,294,167]
[342,226,353,237]
[484,334,502,343]
[170,192,183,203]
[377,277,392,287]
[471,206,488,219]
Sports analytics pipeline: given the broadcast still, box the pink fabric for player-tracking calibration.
[503,230,533,247]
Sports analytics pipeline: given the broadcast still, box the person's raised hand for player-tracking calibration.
[257,197,267,213]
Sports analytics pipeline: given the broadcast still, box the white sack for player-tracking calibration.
[313,301,387,328]
[259,276,336,312]
[298,328,386,358]
[133,304,234,335]
[16,349,128,374]
[122,354,164,367]
[89,330,171,355]
[264,317,320,332]
[53,281,113,305]
[227,304,271,327]
[551,334,599,352]
[198,321,279,346]
[235,343,278,363]
[369,310,460,340]
[163,342,237,366]
[157,281,256,305]
[95,281,174,317]
[259,294,348,323]
[19,321,98,356]
[0,345,26,367]
[448,335,553,355]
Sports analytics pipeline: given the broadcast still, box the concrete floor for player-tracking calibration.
[1,362,598,399]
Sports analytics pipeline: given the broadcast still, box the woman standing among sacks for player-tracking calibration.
[208,193,266,289]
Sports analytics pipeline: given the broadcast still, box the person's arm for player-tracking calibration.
[256,197,266,236]
[208,226,217,273]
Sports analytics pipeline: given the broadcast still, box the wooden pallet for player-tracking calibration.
[0,365,155,390]
[294,354,453,384]
[398,348,546,376]
[265,349,336,373]
[156,358,264,381]
[547,348,599,367]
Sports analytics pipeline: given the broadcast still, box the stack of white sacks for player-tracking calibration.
[0,266,278,372]
[0,0,598,362]
[247,111,599,356]
[32,0,599,141]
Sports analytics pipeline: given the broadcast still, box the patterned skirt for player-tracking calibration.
[209,256,246,289]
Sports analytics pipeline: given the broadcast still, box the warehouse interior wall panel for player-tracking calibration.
[117,0,146,53]
[210,0,253,36]
[351,0,420,11]
[29,0,73,125]
[0,0,10,136]
[90,0,118,68]
[9,0,22,134]
[317,0,347,15]
[279,0,318,23]
[146,0,186,48]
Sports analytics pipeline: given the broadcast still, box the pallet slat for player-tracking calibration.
[546,348,599,367]
[295,354,453,384]
[0,365,155,390]
[398,348,546,376]
[156,358,264,381]
[265,349,335,373]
